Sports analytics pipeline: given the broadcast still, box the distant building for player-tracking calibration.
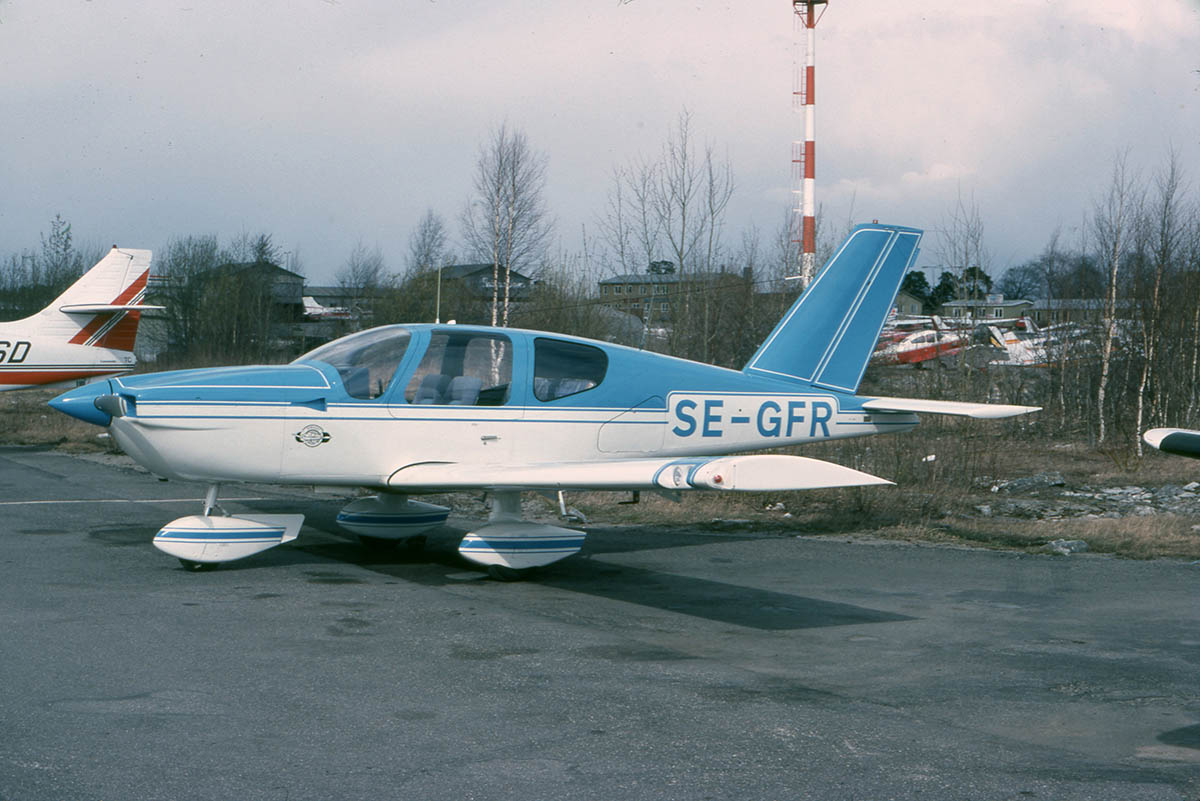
[440,264,538,301]
[1027,298,1133,326]
[938,294,1033,321]
[598,268,747,321]
[893,290,924,317]
[141,260,307,362]
[216,262,306,318]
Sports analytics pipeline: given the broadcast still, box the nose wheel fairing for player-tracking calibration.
[154,512,304,564]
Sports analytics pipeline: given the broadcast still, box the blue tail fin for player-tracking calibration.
[744,223,922,393]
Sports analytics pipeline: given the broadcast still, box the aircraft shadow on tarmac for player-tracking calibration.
[1158,723,1200,751]
[85,498,912,631]
[154,500,915,632]
[285,537,914,631]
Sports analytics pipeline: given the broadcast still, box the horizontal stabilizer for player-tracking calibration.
[388,454,891,493]
[862,396,1041,419]
[60,303,164,314]
[1144,428,1200,460]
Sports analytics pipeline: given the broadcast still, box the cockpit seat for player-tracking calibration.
[412,373,451,404]
[341,367,371,399]
[447,375,483,405]
[554,378,594,397]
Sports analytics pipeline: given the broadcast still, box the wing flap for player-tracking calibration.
[387,454,892,493]
[862,396,1040,419]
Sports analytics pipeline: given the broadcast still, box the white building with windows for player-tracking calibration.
[938,294,1033,322]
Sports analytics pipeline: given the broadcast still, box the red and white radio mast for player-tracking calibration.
[791,0,828,288]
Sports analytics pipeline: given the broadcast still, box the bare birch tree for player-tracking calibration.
[336,242,387,328]
[403,209,451,323]
[1092,152,1142,445]
[643,110,735,359]
[1132,151,1185,454]
[158,234,221,359]
[406,209,449,275]
[653,110,735,280]
[1185,219,1200,424]
[461,123,554,327]
[935,188,989,308]
[596,165,642,277]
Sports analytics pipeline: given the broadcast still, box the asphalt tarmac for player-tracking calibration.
[1,445,1198,801]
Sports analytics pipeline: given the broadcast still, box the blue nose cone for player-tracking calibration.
[49,380,116,427]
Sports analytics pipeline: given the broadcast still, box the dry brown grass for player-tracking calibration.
[1,388,117,452]
[562,425,1200,560]
[564,488,1200,561]
[900,515,1200,560]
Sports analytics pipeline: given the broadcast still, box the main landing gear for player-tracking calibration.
[335,493,450,555]
[457,491,586,580]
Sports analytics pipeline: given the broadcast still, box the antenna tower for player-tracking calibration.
[791,0,828,288]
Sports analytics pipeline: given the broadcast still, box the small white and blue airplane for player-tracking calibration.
[1143,428,1200,460]
[50,224,1038,576]
[0,246,157,392]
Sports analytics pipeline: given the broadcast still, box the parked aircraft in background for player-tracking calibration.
[0,247,158,391]
[986,321,1052,368]
[986,318,1098,368]
[303,296,352,320]
[50,224,1039,577]
[1144,428,1200,460]
[872,315,930,350]
[872,316,966,367]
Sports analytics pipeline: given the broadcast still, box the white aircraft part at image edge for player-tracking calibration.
[0,247,159,392]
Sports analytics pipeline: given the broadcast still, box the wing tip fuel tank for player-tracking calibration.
[1144,428,1200,460]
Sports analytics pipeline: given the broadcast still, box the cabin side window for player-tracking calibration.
[532,338,608,402]
[404,331,512,406]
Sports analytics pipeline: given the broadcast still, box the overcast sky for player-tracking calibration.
[2,0,1198,284]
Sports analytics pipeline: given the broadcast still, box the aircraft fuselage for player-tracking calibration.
[0,334,135,391]
[61,324,918,487]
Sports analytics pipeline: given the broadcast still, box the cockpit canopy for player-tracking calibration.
[295,326,411,399]
[296,325,610,406]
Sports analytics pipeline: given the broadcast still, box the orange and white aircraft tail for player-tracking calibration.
[0,246,158,391]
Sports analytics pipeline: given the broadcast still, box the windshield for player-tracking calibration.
[295,326,411,399]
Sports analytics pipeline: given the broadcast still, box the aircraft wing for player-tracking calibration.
[862,396,1040,419]
[1144,428,1200,460]
[387,454,893,493]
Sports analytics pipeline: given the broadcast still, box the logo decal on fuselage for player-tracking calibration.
[294,424,331,447]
